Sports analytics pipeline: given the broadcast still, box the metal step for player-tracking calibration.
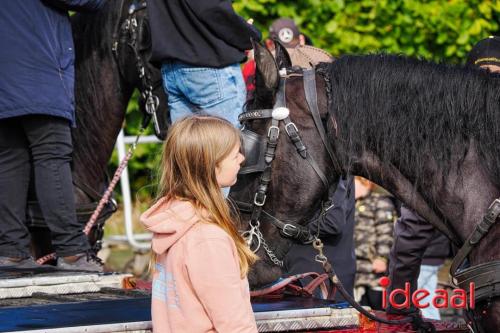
[0,268,131,300]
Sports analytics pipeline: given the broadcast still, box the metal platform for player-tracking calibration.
[0,268,469,333]
[0,293,360,333]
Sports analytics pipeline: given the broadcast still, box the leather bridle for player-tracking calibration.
[235,67,343,266]
[112,0,164,136]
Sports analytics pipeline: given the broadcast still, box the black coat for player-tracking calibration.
[284,177,356,302]
[147,0,261,68]
[387,205,449,314]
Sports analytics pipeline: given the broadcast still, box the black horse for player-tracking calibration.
[230,42,500,331]
[29,0,169,259]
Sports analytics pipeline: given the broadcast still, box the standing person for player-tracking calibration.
[243,18,306,98]
[242,18,332,99]
[0,0,105,271]
[417,229,450,320]
[141,116,258,333]
[266,18,306,50]
[147,0,261,127]
[466,35,500,73]
[354,177,395,310]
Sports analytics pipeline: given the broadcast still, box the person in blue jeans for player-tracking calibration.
[417,229,450,320]
[147,0,261,127]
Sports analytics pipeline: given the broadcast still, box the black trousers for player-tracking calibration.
[0,115,90,258]
[360,288,384,311]
[387,206,435,314]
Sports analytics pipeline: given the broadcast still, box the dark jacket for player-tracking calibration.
[387,205,446,314]
[284,177,356,301]
[147,0,261,68]
[0,0,105,124]
[397,207,450,265]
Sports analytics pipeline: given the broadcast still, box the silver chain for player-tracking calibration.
[261,234,284,267]
[241,221,284,267]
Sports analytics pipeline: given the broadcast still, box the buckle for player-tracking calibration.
[282,223,298,237]
[268,125,280,139]
[488,198,500,212]
[285,122,298,136]
[254,192,267,207]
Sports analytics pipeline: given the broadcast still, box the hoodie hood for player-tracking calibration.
[141,197,201,255]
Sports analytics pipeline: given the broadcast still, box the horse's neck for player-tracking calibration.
[351,149,447,230]
[72,55,133,203]
[353,143,500,263]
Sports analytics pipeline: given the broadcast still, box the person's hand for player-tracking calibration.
[247,18,254,25]
[372,258,387,273]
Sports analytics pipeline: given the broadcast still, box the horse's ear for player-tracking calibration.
[253,39,279,91]
[273,38,292,70]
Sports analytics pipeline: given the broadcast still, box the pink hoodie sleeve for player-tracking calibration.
[186,237,257,333]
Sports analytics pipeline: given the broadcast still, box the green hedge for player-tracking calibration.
[115,0,500,199]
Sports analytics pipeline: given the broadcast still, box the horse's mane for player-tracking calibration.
[319,54,500,191]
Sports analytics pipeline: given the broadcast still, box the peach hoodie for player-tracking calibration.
[141,197,257,333]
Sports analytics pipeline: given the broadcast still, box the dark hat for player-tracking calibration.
[466,36,500,67]
[269,18,301,48]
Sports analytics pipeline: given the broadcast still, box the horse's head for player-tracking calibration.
[114,0,169,139]
[230,41,338,287]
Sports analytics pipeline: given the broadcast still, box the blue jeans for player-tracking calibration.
[161,62,246,128]
[417,264,442,320]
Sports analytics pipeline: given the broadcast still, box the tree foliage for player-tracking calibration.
[234,0,500,62]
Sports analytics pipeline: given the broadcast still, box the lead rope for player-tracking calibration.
[36,128,146,265]
[312,238,436,332]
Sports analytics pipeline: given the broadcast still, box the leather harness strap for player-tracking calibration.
[303,69,343,177]
[450,199,500,304]
[238,70,336,247]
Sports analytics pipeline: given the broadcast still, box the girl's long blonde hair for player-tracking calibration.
[156,116,257,277]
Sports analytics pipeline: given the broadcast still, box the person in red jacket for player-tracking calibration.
[242,18,306,99]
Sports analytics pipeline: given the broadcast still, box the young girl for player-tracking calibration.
[141,116,258,333]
